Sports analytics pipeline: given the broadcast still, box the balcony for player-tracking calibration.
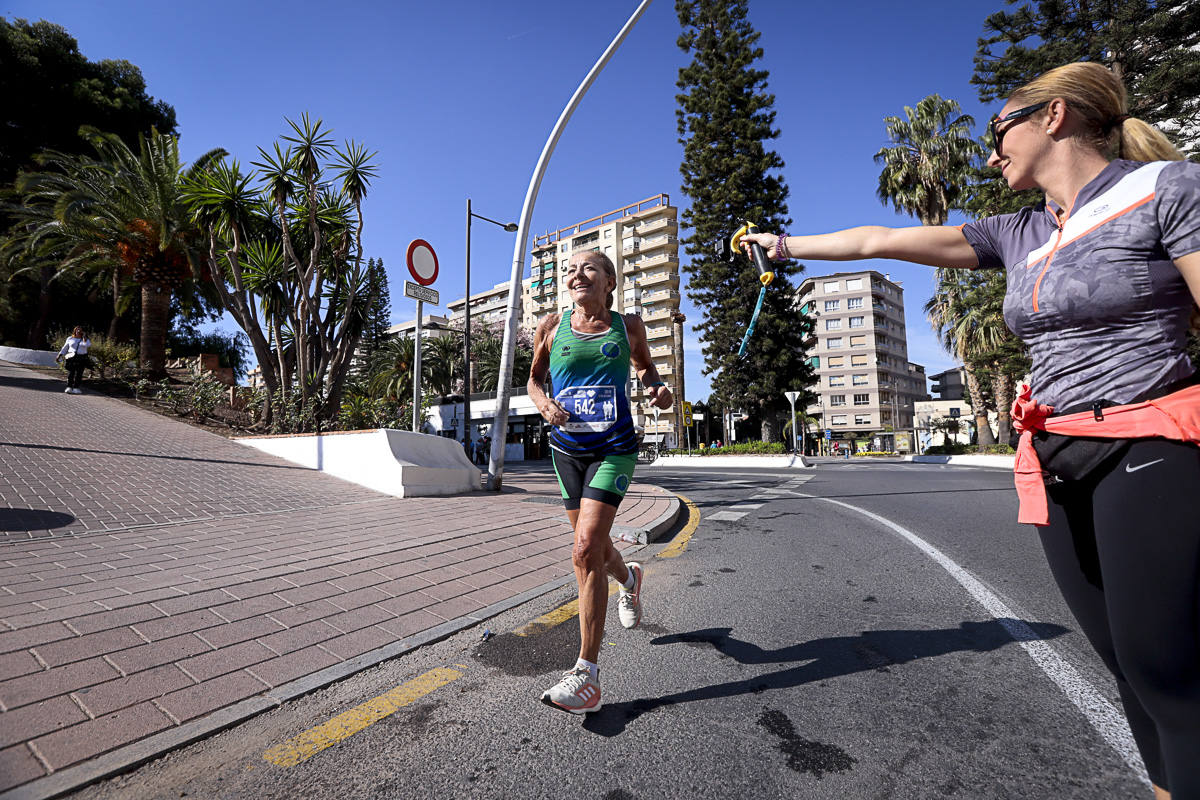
[639,233,677,253]
[650,345,672,357]
[641,288,680,303]
[638,270,679,287]
[622,240,640,254]
[631,253,679,270]
[634,216,676,235]
[642,308,672,322]
[646,325,672,340]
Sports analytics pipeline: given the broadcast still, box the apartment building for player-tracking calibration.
[798,270,924,453]
[523,193,684,445]
[929,366,965,400]
[447,281,514,331]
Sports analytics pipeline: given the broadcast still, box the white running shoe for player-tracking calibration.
[617,562,643,629]
[540,666,602,714]
[71,388,83,394]
[64,387,72,393]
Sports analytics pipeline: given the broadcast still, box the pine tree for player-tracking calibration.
[357,257,391,372]
[972,0,1200,160]
[675,0,815,441]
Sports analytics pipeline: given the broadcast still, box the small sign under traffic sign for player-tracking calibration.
[404,280,439,305]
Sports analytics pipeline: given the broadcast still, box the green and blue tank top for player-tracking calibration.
[548,310,638,456]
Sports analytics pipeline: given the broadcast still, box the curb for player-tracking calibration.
[0,484,684,800]
[906,454,1015,470]
[646,454,811,470]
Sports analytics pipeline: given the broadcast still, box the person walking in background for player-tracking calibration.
[739,62,1199,799]
[56,326,91,394]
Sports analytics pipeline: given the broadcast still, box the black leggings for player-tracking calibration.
[1038,438,1200,795]
[65,355,88,388]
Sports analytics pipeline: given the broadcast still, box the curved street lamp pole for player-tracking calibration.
[486,0,653,491]
[464,199,517,449]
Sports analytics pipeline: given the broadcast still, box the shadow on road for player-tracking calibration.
[0,441,307,470]
[0,507,77,531]
[582,619,1068,737]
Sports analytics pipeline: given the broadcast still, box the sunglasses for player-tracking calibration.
[989,102,1048,155]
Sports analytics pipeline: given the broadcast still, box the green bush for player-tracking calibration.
[87,337,138,380]
[686,441,787,456]
[923,443,972,455]
[979,443,1016,455]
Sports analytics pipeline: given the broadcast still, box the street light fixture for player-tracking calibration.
[464,198,518,447]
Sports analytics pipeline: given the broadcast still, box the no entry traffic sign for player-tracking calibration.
[406,239,439,286]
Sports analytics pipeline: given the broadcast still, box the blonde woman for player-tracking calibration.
[742,62,1200,798]
[529,250,672,713]
[55,326,91,394]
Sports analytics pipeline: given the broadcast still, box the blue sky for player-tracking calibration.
[11,0,1006,401]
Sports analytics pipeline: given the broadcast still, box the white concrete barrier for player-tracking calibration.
[235,428,480,497]
[908,454,1015,470]
[0,347,60,367]
[647,454,811,470]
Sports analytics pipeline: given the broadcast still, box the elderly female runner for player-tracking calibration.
[529,249,672,714]
[741,62,1200,799]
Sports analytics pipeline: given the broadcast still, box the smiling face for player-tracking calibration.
[566,253,616,309]
[72,326,84,338]
[986,98,1050,191]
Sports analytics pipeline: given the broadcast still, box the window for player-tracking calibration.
[852,374,868,386]
[853,393,870,406]
[561,244,568,253]
[846,278,863,290]
[831,415,848,425]
[824,300,840,312]
[829,376,845,387]
[849,316,865,328]
[825,319,842,331]
[851,354,868,366]
[850,335,866,347]
[854,414,871,425]
[847,296,863,310]
[808,356,820,369]
[604,246,613,257]
[827,356,844,367]
[827,337,843,349]
[830,394,846,406]
[604,229,613,239]
[823,281,840,293]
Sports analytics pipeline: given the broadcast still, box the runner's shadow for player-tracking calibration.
[582,619,1068,737]
[0,508,76,531]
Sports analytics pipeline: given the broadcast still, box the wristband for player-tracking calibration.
[773,234,790,261]
[648,381,665,388]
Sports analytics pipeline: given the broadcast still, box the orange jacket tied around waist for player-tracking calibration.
[1011,383,1200,526]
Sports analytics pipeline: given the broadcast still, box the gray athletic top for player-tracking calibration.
[961,159,1200,409]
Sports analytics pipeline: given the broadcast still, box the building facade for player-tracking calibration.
[797,270,924,453]
[523,193,684,445]
[929,366,965,401]
[447,281,514,331]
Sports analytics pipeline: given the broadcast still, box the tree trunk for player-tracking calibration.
[992,365,1014,446]
[963,365,995,447]
[26,264,55,349]
[140,283,172,379]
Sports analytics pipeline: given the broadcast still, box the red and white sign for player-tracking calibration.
[406,239,439,286]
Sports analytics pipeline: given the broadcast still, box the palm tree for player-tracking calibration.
[368,336,425,405]
[5,127,225,377]
[874,94,982,226]
[874,95,993,444]
[424,332,463,398]
[924,271,998,446]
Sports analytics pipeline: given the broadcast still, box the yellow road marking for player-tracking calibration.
[262,666,462,767]
[515,492,700,635]
[513,582,618,637]
[658,494,700,559]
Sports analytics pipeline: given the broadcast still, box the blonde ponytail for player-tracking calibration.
[1012,62,1183,163]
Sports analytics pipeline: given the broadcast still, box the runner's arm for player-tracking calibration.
[528,314,569,426]
[625,314,673,409]
[740,225,980,269]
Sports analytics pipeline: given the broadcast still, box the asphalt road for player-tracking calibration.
[69,460,1149,800]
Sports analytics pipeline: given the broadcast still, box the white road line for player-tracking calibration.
[706,511,747,522]
[809,494,1147,787]
[727,503,763,511]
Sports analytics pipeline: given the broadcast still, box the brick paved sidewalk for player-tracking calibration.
[0,361,681,797]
